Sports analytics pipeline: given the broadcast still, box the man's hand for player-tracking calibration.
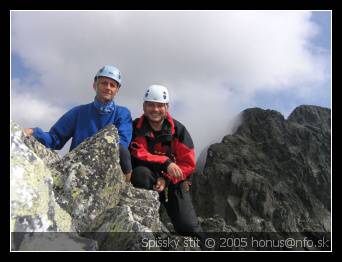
[23,128,34,137]
[167,162,183,179]
[153,177,166,193]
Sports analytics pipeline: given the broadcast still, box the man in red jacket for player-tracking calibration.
[130,85,205,245]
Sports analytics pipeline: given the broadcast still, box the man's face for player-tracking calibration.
[93,76,120,103]
[143,101,169,124]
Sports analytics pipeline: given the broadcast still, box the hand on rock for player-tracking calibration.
[23,128,33,137]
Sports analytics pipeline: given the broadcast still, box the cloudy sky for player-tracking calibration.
[11,10,331,157]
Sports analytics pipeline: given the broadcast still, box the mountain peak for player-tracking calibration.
[287,105,331,131]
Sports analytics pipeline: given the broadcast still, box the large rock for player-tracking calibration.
[50,124,127,232]
[11,121,199,251]
[11,121,73,233]
[91,184,201,251]
[92,184,162,250]
[192,105,331,234]
[11,121,97,250]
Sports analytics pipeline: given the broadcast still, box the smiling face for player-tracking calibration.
[143,101,169,125]
[93,76,120,103]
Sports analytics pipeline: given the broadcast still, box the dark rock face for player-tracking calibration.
[192,105,331,233]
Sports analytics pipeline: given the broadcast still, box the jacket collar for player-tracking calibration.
[93,96,116,114]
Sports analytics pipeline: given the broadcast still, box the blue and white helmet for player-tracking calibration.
[144,85,169,103]
[94,65,122,87]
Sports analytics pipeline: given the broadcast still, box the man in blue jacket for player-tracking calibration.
[23,65,133,181]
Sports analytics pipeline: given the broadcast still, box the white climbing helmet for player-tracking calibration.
[143,85,169,103]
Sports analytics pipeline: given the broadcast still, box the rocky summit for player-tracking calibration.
[10,104,331,251]
[192,105,331,237]
[10,122,200,251]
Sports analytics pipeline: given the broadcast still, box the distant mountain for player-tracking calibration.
[192,105,331,235]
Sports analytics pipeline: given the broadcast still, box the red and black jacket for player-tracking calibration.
[130,112,196,184]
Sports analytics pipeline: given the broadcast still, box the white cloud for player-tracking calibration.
[11,79,65,129]
[11,10,330,157]
[11,79,72,156]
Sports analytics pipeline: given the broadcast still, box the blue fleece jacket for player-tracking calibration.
[32,98,132,151]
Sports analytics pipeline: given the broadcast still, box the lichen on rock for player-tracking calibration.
[10,122,174,251]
